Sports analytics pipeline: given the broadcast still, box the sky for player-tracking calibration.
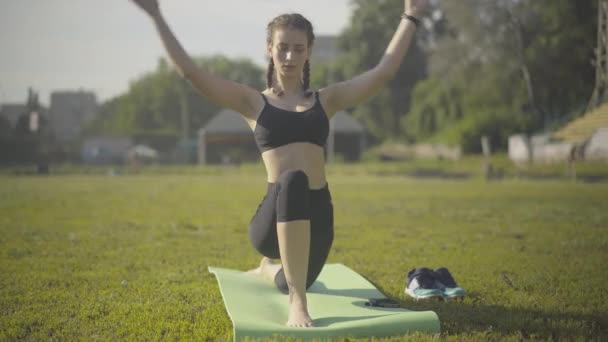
[0,0,353,106]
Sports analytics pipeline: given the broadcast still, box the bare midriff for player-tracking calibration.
[261,142,327,190]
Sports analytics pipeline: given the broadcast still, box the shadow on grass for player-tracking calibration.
[373,167,608,183]
[403,299,607,340]
[356,275,606,339]
[373,169,472,180]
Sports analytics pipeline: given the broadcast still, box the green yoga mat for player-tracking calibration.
[208,264,440,341]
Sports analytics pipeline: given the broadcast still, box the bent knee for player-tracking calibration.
[278,169,309,190]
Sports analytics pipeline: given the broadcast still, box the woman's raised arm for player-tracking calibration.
[131,0,262,119]
[320,0,428,116]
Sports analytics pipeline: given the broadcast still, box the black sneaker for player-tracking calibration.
[405,268,443,300]
[434,267,466,299]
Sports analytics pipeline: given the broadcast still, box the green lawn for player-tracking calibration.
[1,164,607,341]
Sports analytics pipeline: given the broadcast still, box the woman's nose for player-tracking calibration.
[285,51,293,60]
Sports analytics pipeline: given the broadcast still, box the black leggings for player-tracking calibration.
[248,170,334,294]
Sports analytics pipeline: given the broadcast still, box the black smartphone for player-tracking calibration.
[365,298,400,308]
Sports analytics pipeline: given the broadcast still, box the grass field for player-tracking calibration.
[1,161,607,341]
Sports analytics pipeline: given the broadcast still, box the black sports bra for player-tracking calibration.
[254,92,330,152]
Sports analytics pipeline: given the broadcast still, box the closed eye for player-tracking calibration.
[277,43,306,53]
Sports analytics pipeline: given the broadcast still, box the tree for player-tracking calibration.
[405,0,597,152]
[330,0,430,142]
[84,55,265,149]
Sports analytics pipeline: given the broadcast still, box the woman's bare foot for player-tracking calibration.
[246,257,281,282]
[247,257,314,327]
[287,304,314,327]
[246,256,270,275]
[245,263,263,276]
[287,291,314,327]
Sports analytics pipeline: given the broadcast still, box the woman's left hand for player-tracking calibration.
[404,0,428,18]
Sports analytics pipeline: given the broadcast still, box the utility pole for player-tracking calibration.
[587,0,608,112]
[180,90,189,144]
[178,83,190,163]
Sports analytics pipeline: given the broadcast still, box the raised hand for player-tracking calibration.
[130,0,160,18]
[405,0,428,18]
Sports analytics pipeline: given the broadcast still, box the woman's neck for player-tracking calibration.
[272,74,303,97]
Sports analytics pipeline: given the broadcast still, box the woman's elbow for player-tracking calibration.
[179,65,198,80]
[374,69,396,86]
[374,62,398,83]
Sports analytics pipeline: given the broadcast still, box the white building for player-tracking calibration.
[585,128,608,160]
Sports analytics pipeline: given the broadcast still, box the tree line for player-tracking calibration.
[3,0,593,161]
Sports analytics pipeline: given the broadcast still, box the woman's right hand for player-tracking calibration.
[131,0,160,18]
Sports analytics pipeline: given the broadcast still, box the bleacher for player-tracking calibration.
[553,103,608,142]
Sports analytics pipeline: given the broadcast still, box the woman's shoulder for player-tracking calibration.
[316,88,335,118]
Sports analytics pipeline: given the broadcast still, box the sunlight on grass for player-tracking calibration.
[1,166,607,340]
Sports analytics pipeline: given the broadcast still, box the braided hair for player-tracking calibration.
[266,13,315,97]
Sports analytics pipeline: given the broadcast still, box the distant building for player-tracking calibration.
[0,89,49,130]
[198,109,258,165]
[585,128,608,160]
[0,104,51,129]
[0,104,27,128]
[328,112,366,162]
[49,90,98,142]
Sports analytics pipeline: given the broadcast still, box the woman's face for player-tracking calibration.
[268,28,311,79]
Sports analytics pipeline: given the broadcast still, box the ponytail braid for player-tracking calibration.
[266,59,284,96]
[266,59,275,90]
[303,60,312,98]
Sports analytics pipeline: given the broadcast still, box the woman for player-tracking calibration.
[131,0,427,328]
